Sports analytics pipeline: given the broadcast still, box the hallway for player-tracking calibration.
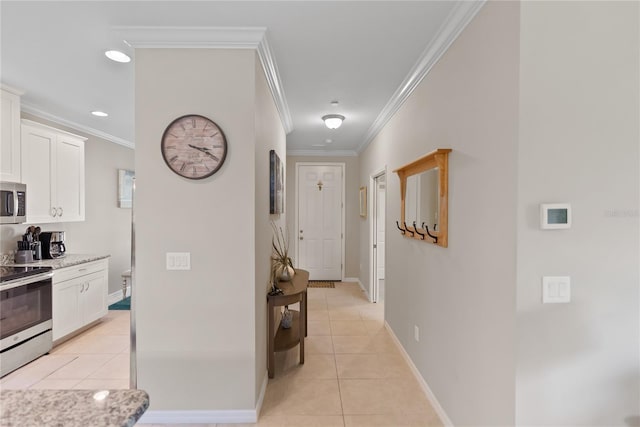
[236,282,442,426]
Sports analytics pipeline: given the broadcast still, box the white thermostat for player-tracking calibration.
[540,203,571,229]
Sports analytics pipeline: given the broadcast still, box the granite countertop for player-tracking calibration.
[0,389,149,427]
[5,254,110,269]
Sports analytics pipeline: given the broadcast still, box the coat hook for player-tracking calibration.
[421,222,438,244]
[317,181,323,191]
[403,221,414,237]
[413,221,425,240]
[395,221,406,235]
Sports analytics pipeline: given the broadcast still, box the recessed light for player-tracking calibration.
[105,50,131,63]
[325,139,333,144]
[91,111,108,117]
[330,101,339,107]
[312,144,325,147]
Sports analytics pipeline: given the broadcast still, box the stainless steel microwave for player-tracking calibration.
[0,182,26,224]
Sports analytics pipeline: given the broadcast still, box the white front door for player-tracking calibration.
[297,164,343,280]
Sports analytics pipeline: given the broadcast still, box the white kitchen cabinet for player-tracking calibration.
[52,277,83,340]
[0,86,23,183]
[52,259,108,341]
[21,119,85,223]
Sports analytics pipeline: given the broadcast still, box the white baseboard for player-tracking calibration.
[384,321,454,427]
[137,372,268,424]
[137,409,257,424]
[256,371,268,418]
[107,286,130,305]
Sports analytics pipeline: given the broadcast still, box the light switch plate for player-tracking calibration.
[542,276,570,303]
[166,252,191,270]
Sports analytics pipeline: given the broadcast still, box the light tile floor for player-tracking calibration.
[0,310,130,391]
[1,283,442,427]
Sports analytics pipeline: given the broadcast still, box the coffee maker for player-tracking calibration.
[40,231,66,259]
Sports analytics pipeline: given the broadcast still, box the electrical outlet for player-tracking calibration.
[414,325,419,342]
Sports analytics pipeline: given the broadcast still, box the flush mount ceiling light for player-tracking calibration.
[105,50,131,63]
[322,114,345,130]
[91,111,108,117]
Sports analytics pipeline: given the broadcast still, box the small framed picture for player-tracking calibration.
[359,186,367,218]
[118,169,135,208]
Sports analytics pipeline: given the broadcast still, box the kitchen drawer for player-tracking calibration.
[54,259,108,284]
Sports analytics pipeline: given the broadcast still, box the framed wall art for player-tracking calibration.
[270,150,284,214]
[359,186,367,218]
[118,169,135,208]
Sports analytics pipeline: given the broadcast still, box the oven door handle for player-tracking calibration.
[0,272,54,291]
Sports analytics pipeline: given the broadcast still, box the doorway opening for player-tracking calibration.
[370,170,386,303]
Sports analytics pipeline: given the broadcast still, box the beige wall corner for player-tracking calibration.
[135,48,258,411]
[254,54,287,404]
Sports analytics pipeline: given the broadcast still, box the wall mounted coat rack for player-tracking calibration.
[393,148,451,247]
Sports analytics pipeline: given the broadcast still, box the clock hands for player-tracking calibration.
[188,144,220,162]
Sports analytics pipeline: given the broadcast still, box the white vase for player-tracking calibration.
[281,307,293,329]
[279,265,295,282]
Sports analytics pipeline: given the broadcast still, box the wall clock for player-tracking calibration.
[161,114,227,179]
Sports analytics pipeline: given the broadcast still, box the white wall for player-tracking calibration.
[135,48,259,410]
[516,2,640,424]
[358,2,520,424]
[286,155,359,278]
[0,113,134,295]
[254,55,287,402]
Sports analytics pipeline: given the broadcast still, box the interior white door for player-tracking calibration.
[297,165,343,280]
[375,177,386,302]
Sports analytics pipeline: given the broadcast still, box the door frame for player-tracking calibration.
[369,167,387,302]
[294,162,346,281]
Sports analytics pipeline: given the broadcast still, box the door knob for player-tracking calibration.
[299,236,304,240]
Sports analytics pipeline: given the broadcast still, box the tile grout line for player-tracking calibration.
[327,289,347,427]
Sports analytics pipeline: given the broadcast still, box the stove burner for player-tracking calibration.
[0,266,52,283]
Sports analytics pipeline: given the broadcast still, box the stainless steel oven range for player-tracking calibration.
[0,266,54,377]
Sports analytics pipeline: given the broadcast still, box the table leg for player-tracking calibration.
[299,293,305,365]
[268,300,275,378]
[304,290,308,337]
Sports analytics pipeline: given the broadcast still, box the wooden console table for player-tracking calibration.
[267,269,308,378]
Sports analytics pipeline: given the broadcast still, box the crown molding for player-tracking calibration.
[115,26,293,134]
[287,149,358,158]
[21,104,135,149]
[256,35,294,134]
[115,26,267,49]
[1,83,25,96]
[356,0,486,154]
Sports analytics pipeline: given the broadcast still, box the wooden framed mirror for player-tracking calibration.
[393,148,451,247]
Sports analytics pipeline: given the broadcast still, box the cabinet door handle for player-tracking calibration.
[78,268,87,272]
[86,283,90,291]
[57,207,63,217]
[80,284,84,293]
[51,207,57,217]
